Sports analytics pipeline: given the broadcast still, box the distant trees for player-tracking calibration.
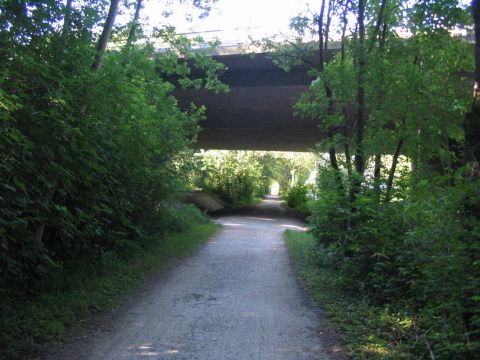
[194,151,263,207]
[192,151,316,207]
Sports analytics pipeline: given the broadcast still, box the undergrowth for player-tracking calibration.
[282,184,312,214]
[0,223,220,359]
[285,229,420,359]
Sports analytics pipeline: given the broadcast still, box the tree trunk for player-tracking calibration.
[92,0,120,71]
[340,1,348,63]
[341,2,351,180]
[368,0,387,53]
[385,138,403,203]
[324,0,333,55]
[354,0,366,176]
[328,137,345,195]
[350,0,367,202]
[372,5,388,201]
[126,0,143,49]
[373,152,382,199]
[318,0,327,72]
[62,0,73,35]
[345,142,352,177]
[318,0,344,195]
[464,0,480,173]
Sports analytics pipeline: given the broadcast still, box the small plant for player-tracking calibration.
[283,184,311,213]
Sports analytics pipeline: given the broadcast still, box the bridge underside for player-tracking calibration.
[196,128,324,151]
[173,53,326,152]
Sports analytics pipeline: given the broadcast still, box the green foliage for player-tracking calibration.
[253,151,315,195]
[0,222,220,359]
[271,1,479,357]
[282,183,311,213]
[162,205,210,233]
[308,165,480,358]
[191,150,316,207]
[194,151,263,207]
[286,229,423,359]
[0,1,226,355]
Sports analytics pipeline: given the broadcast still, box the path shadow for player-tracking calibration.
[211,195,308,222]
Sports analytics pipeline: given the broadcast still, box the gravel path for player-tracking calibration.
[48,196,344,360]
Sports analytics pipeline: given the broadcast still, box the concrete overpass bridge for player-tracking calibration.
[173,41,473,152]
[173,51,327,151]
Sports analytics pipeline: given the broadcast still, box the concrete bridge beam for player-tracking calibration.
[173,52,325,151]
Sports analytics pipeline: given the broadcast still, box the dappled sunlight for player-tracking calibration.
[245,216,275,221]
[279,224,307,231]
[194,150,316,209]
[133,344,180,357]
[138,351,161,356]
[164,349,180,354]
[360,343,393,357]
[267,246,283,252]
[330,346,343,353]
[132,344,161,357]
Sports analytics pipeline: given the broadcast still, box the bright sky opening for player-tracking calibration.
[141,0,314,45]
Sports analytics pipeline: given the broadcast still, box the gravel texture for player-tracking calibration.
[47,196,345,360]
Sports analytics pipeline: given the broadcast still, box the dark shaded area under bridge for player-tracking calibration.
[173,51,333,151]
[172,42,474,152]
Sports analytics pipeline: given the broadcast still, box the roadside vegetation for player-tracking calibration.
[192,151,266,207]
[286,229,416,359]
[282,183,313,214]
[0,0,224,357]
[1,217,219,358]
[278,1,480,358]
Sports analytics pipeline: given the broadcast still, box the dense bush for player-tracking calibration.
[196,151,263,207]
[308,166,480,357]
[0,1,224,302]
[193,150,316,206]
[282,184,311,213]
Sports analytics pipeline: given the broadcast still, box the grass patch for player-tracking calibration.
[285,229,415,360]
[252,197,263,205]
[1,223,220,359]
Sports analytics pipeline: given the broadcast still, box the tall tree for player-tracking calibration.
[465,0,480,172]
[126,0,143,48]
[62,0,73,35]
[354,0,366,177]
[92,0,120,71]
[319,0,345,195]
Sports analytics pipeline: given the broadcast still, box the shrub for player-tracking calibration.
[283,184,311,212]
[196,151,265,207]
[308,166,480,358]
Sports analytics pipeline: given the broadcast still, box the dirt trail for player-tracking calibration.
[48,196,344,360]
